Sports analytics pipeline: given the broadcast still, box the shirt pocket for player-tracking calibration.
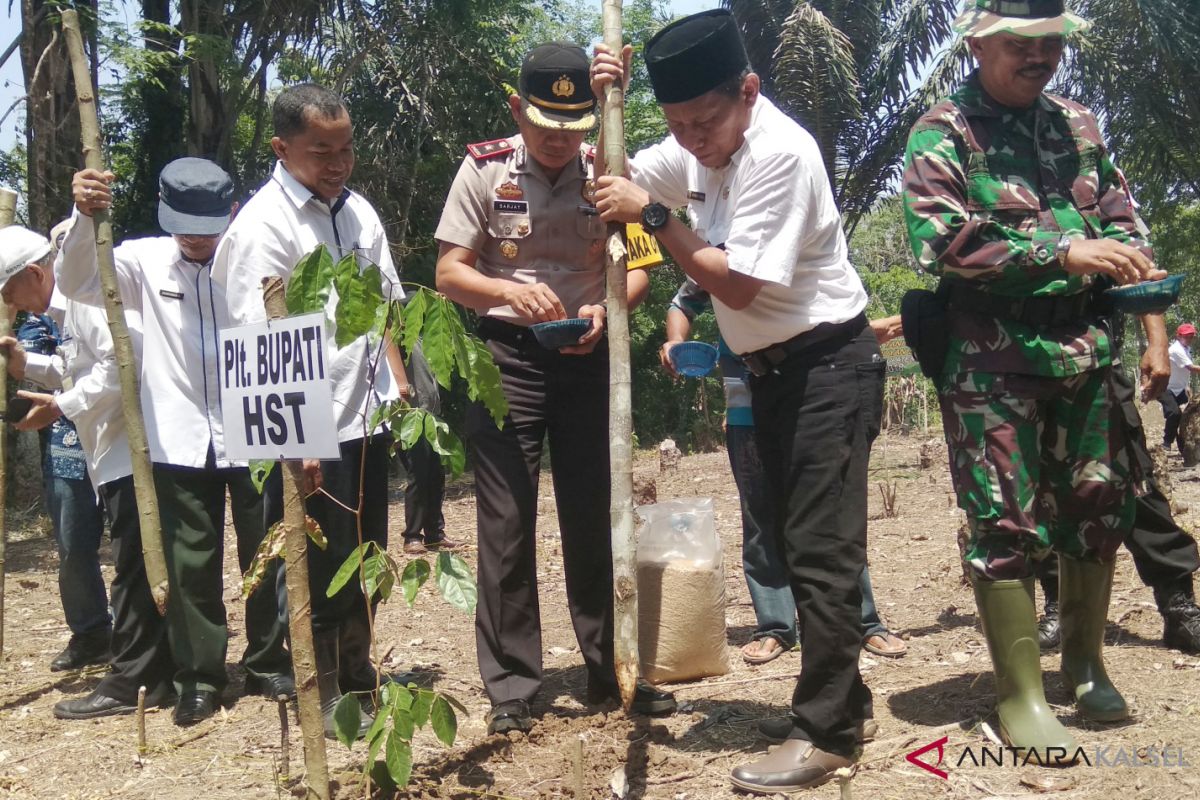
[486,201,533,240]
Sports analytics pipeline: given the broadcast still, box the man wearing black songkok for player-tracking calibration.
[592,9,881,794]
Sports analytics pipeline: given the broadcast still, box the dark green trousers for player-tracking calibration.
[154,460,290,693]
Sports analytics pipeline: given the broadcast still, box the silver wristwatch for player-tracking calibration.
[1054,234,1072,267]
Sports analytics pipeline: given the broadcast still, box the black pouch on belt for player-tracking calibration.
[900,283,950,381]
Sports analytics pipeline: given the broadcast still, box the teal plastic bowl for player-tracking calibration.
[669,341,719,377]
[1105,274,1184,314]
[529,318,592,349]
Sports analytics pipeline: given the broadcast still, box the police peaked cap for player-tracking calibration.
[519,43,597,132]
[645,9,750,104]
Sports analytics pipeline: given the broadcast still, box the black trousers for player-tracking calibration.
[749,321,884,758]
[96,476,175,704]
[1160,388,1188,450]
[1040,368,1199,606]
[400,436,446,542]
[265,435,391,633]
[468,323,614,705]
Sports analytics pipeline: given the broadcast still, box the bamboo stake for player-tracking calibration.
[0,186,15,657]
[61,10,169,615]
[601,0,638,709]
[262,277,328,800]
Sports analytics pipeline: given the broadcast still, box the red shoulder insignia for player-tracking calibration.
[467,138,514,161]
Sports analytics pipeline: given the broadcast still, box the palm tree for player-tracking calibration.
[722,1,970,235]
[1062,0,1200,205]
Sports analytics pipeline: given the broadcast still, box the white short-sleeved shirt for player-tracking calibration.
[211,162,402,444]
[1168,338,1194,395]
[631,95,867,354]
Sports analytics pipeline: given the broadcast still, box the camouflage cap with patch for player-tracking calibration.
[953,0,1090,38]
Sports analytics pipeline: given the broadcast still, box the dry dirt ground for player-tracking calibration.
[2,407,1200,800]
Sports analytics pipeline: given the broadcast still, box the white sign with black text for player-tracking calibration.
[220,312,340,460]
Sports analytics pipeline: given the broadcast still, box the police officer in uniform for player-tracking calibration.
[434,43,669,735]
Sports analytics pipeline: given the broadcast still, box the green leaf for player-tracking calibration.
[286,245,336,315]
[327,543,368,598]
[385,734,414,786]
[435,551,478,615]
[332,693,362,750]
[390,682,414,711]
[392,707,415,741]
[396,408,427,450]
[365,701,390,751]
[249,460,276,494]
[305,515,328,550]
[464,336,508,428]
[430,695,458,746]
[401,558,431,607]
[419,298,457,389]
[241,521,285,599]
[333,255,385,348]
[399,288,430,356]
[427,415,467,478]
[363,551,396,602]
[410,689,432,728]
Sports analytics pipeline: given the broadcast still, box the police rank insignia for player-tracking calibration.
[517,222,530,236]
[553,74,575,98]
[496,181,524,200]
[500,240,519,259]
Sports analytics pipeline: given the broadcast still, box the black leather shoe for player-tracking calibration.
[49,630,111,672]
[586,679,677,715]
[1038,601,1061,650]
[245,672,296,700]
[54,691,137,720]
[1162,593,1200,653]
[486,699,533,735]
[759,716,878,743]
[173,689,218,726]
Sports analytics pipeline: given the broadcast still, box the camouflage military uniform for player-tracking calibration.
[903,71,1154,579]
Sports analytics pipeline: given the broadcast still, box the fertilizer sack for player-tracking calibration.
[635,498,730,683]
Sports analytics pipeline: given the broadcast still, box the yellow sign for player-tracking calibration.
[625,223,665,271]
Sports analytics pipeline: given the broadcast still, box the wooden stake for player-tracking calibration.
[262,277,328,800]
[136,685,147,756]
[61,10,170,616]
[0,186,16,657]
[600,0,639,710]
[277,695,291,783]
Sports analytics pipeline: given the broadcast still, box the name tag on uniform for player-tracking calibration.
[160,289,184,300]
[688,190,706,202]
[494,200,528,214]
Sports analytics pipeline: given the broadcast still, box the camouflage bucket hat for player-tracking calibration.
[953,0,1090,38]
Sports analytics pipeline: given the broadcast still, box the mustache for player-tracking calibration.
[1018,65,1052,77]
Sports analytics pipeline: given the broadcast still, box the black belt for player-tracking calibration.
[947,284,1098,328]
[477,317,534,347]
[741,313,867,377]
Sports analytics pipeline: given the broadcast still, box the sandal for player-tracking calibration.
[741,636,787,665]
[862,632,907,658]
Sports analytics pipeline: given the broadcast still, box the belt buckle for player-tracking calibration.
[743,352,769,377]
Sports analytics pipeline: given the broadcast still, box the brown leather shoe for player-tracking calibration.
[425,536,461,551]
[730,739,854,794]
[403,539,427,555]
[863,632,907,658]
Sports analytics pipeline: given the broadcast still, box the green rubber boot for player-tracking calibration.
[1059,557,1129,722]
[974,577,1079,763]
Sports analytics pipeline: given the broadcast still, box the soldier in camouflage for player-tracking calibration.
[903,1,1170,763]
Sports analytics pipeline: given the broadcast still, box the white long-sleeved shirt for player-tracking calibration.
[55,300,139,490]
[55,210,238,468]
[211,161,402,443]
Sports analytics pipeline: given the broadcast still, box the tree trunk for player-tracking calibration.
[601,0,638,709]
[0,187,16,656]
[179,0,226,162]
[61,10,170,615]
[20,0,84,233]
[262,278,329,800]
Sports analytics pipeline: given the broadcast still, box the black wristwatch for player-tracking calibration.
[641,201,670,234]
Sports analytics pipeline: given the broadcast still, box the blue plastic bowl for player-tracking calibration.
[529,318,593,349]
[669,341,719,377]
[1105,274,1184,314]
